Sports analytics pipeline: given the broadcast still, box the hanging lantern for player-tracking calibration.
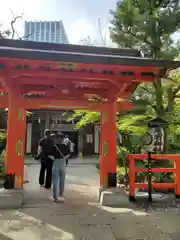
[144,117,167,153]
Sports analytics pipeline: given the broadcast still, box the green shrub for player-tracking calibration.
[0,131,6,141]
[116,146,129,168]
[117,167,126,184]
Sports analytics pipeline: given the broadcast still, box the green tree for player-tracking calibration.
[110,0,180,59]
[110,0,180,151]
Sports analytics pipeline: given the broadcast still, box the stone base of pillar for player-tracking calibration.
[0,188,24,209]
[99,187,130,207]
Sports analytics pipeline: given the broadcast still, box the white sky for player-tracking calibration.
[0,0,117,45]
[0,0,179,45]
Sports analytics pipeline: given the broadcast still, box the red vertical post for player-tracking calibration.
[129,154,136,201]
[6,88,26,188]
[174,157,180,198]
[100,111,104,187]
[100,102,117,188]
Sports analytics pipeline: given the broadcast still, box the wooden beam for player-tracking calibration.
[0,96,132,111]
[0,69,157,83]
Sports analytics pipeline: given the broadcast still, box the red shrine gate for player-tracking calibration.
[0,39,179,189]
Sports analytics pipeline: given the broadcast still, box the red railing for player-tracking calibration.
[128,154,180,201]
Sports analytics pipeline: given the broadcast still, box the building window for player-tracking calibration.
[31,23,35,33]
[25,22,30,37]
[56,22,60,30]
[41,22,45,31]
[46,22,50,31]
[41,33,44,40]
[51,22,55,33]
[36,22,40,31]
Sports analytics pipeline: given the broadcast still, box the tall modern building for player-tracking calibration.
[24,21,69,44]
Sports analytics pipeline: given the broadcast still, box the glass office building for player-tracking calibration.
[24,21,69,44]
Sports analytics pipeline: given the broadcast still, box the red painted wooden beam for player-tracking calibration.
[0,68,157,85]
[0,95,132,111]
[8,70,156,82]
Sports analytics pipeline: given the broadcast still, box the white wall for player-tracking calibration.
[26,123,32,154]
[94,125,100,154]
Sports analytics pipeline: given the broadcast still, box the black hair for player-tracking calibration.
[44,129,51,137]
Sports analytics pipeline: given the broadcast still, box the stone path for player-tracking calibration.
[24,156,99,165]
[0,163,180,239]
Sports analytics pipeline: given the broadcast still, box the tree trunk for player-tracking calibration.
[154,80,169,168]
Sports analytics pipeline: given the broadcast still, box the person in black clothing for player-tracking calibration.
[38,129,54,189]
[63,135,71,166]
[51,132,70,202]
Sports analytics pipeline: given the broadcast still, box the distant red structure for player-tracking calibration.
[0,39,179,189]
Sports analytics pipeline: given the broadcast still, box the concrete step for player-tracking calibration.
[0,188,24,209]
[99,187,131,207]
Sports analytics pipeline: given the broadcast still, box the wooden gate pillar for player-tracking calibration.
[100,102,117,188]
[5,87,26,188]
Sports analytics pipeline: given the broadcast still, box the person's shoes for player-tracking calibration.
[45,186,51,189]
[59,196,65,202]
[53,197,59,202]
[40,184,44,187]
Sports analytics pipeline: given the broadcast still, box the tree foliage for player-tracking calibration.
[69,0,180,160]
[68,110,100,129]
[110,0,180,133]
[110,0,180,59]
[111,0,180,152]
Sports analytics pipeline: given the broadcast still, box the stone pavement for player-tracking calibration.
[24,155,99,165]
[0,164,180,239]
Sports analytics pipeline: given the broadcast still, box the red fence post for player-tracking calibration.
[128,154,178,201]
[129,154,136,201]
[174,157,180,198]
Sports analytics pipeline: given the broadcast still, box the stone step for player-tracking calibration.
[99,187,131,207]
[0,188,24,209]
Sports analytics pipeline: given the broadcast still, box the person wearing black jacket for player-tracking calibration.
[51,132,70,202]
[38,129,54,189]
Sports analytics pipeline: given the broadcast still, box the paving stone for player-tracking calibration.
[111,217,149,239]
[78,225,116,240]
